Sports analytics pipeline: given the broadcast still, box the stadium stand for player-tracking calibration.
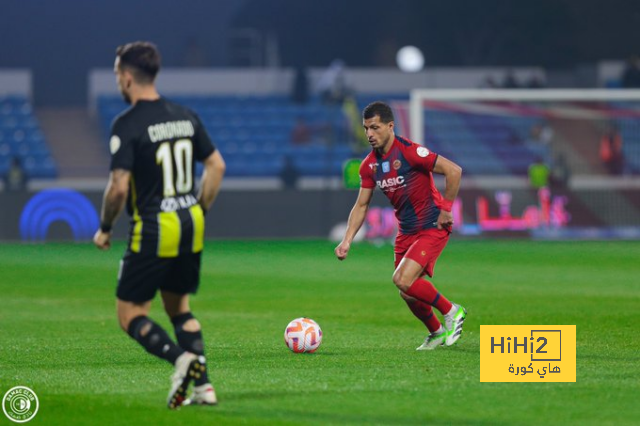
[423,107,544,175]
[613,102,640,174]
[97,94,640,179]
[97,95,359,178]
[0,96,57,179]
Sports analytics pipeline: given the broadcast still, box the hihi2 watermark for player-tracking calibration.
[480,325,575,382]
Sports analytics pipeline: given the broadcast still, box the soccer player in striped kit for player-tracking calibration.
[335,101,467,350]
[93,41,225,407]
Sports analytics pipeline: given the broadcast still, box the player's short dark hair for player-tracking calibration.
[363,101,394,123]
[116,41,161,84]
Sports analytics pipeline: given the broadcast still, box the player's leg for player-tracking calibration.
[394,237,444,331]
[117,298,186,364]
[161,291,216,405]
[117,251,189,365]
[117,297,198,408]
[161,252,217,406]
[399,292,448,350]
[161,292,205,364]
[393,256,453,315]
[393,229,467,346]
[393,259,449,349]
[394,234,447,349]
[117,251,198,409]
[399,291,441,332]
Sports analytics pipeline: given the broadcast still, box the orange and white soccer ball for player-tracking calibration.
[284,317,322,353]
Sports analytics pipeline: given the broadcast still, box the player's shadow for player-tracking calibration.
[287,351,341,356]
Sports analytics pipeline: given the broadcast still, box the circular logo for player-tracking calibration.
[417,146,429,158]
[109,135,121,154]
[393,159,402,170]
[3,387,39,423]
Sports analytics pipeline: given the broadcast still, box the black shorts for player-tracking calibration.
[116,250,202,303]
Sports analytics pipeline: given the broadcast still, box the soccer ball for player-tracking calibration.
[284,317,322,353]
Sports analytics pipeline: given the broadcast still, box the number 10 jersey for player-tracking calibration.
[109,98,216,257]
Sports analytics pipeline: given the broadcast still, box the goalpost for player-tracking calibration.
[410,89,640,148]
[407,89,640,238]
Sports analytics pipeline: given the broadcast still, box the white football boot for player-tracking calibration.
[184,383,218,406]
[416,327,447,350]
[167,352,198,409]
[444,303,467,346]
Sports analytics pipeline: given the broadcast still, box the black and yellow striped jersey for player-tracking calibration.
[109,98,215,257]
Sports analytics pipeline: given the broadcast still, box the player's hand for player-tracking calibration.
[335,241,351,261]
[436,210,454,231]
[93,230,112,250]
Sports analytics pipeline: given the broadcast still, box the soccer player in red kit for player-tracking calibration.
[335,101,467,350]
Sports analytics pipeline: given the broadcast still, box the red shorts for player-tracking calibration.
[394,228,450,278]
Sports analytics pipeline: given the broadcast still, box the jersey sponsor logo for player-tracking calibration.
[382,161,390,173]
[110,135,121,154]
[417,146,429,157]
[160,194,198,212]
[393,159,402,170]
[376,175,405,191]
[148,120,195,143]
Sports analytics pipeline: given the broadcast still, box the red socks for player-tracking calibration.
[405,278,453,315]
[404,299,442,332]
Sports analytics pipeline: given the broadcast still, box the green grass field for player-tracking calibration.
[1,240,639,425]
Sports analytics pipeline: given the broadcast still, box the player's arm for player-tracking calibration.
[198,150,226,213]
[94,169,131,250]
[432,155,462,230]
[335,187,373,260]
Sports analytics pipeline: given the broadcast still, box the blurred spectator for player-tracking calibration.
[526,73,546,88]
[502,70,520,88]
[4,157,27,191]
[317,59,351,104]
[526,121,554,166]
[342,96,370,152]
[279,155,299,189]
[621,55,640,88]
[599,122,624,175]
[528,156,550,189]
[291,116,311,145]
[479,75,499,88]
[550,153,571,188]
[290,66,309,104]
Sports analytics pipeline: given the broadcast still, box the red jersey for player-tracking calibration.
[360,136,446,235]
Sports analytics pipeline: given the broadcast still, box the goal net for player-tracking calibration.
[404,89,640,239]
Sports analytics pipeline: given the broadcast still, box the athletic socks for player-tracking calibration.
[127,316,184,365]
[404,298,443,332]
[172,312,210,386]
[405,277,453,315]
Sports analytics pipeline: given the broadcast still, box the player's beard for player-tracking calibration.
[122,93,132,105]
[120,89,132,105]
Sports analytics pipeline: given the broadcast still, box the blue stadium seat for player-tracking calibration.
[96,95,359,178]
[0,96,56,179]
[424,107,552,175]
[0,155,9,176]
